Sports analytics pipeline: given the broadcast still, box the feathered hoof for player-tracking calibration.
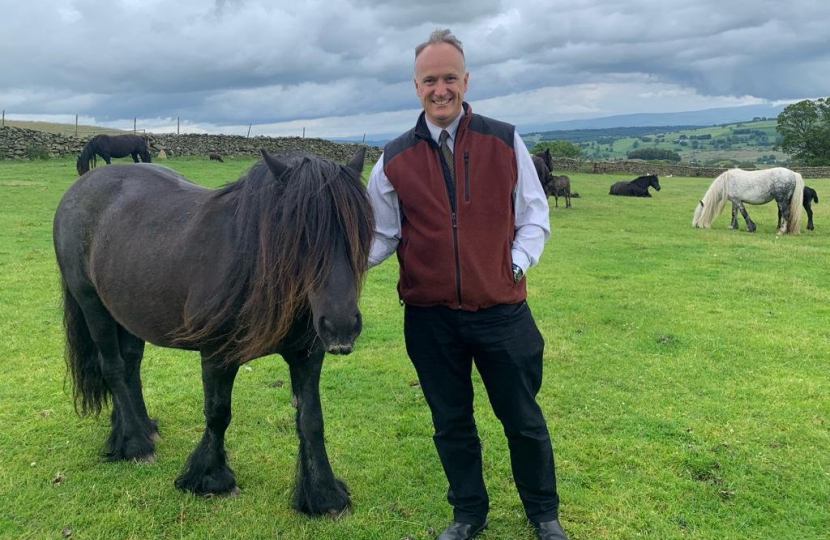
[133,453,156,464]
[293,478,351,516]
[174,463,238,496]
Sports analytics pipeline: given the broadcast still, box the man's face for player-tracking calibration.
[414,43,469,128]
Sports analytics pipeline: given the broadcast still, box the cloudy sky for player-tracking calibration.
[3,0,829,138]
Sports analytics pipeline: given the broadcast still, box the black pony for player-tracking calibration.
[531,152,551,191]
[534,149,572,208]
[76,134,152,175]
[54,149,373,515]
[803,185,819,230]
[609,174,661,197]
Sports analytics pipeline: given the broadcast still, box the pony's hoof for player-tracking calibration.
[205,486,241,498]
[133,453,156,464]
[327,506,350,520]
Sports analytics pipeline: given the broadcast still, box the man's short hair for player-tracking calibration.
[415,29,465,68]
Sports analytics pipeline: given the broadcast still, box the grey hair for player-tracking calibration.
[415,29,465,68]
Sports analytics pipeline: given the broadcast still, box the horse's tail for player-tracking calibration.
[76,138,97,176]
[811,189,819,204]
[692,171,729,228]
[786,172,804,234]
[60,277,109,416]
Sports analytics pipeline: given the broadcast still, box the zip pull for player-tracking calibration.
[451,211,458,228]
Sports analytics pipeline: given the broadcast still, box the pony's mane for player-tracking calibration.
[178,154,374,362]
[692,170,729,228]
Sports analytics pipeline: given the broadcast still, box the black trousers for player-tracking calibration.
[404,302,559,525]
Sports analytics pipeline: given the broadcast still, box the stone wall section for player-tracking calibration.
[2,125,829,178]
[0,126,381,164]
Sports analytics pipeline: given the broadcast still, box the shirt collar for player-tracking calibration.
[425,109,464,145]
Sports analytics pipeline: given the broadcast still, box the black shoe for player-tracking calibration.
[435,519,488,540]
[533,519,569,540]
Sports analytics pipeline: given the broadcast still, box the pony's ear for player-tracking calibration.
[260,149,289,180]
[699,200,704,208]
[346,147,366,175]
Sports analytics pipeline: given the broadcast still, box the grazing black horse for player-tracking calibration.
[609,174,661,197]
[209,152,224,162]
[54,148,373,515]
[803,185,819,230]
[76,134,152,175]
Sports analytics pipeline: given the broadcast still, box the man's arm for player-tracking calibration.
[366,155,401,268]
[511,131,551,275]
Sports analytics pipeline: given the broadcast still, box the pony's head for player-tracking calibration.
[258,148,372,355]
[648,174,661,191]
[535,148,553,170]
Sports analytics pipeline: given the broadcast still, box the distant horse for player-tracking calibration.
[209,152,224,162]
[692,167,803,234]
[533,149,572,208]
[548,174,572,209]
[76,134,152,175]
[609,174,661,197]
[803,185,818,230]
[54,148,373,515]
[531,154,552,191]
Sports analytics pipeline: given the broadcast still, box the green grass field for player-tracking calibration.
[1,156,828,540]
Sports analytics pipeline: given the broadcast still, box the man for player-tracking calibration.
[367,29,568,540]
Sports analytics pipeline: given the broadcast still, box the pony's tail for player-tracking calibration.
[812,190,819,204]
[61,277,109,416]
[787,172,805,234]
[76,139,96,176]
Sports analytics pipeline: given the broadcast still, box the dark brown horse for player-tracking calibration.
[54,148,373,515]
[76,134,152,175]
[534,148,572,208]
[549,174,572,209]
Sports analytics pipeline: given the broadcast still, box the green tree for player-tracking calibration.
[775,97,830,165]
[531,140,581,158]
[627,148,681,162]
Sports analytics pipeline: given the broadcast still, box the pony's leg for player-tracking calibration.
[117,326,158,440]
[806,202,814,230]
[175,355,239,495]
[553,193,559,209]
[775,199,790,234]
[101,152,112,165]
[736,203,756,232]
[130,152,140,163]
[284,348,350,516]
[75,293,156,461]
[566,189,571,208]
[729,203,739,229]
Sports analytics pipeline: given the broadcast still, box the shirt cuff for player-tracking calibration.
[511,249,530,274]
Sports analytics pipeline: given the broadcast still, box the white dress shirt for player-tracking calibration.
[367,111,550,274]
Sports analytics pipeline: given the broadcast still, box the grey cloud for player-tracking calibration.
[3,0,830,133]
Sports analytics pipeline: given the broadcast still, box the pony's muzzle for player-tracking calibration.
[318,312,362,355]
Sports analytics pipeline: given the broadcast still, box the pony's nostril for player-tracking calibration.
[320,317,336,336]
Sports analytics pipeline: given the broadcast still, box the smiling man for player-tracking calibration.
[367,29,569,540]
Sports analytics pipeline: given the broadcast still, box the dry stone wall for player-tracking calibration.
[551,157,830,179]
[2,125,828,178]
[0,126,380,164]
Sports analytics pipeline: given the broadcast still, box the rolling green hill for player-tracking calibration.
[522,119,789,167]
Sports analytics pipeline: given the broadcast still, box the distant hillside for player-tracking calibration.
[523,118,790,167]
[1,119,126,136]
[518,103,787,133]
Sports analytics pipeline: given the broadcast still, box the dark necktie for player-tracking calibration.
[439,129,455,184]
